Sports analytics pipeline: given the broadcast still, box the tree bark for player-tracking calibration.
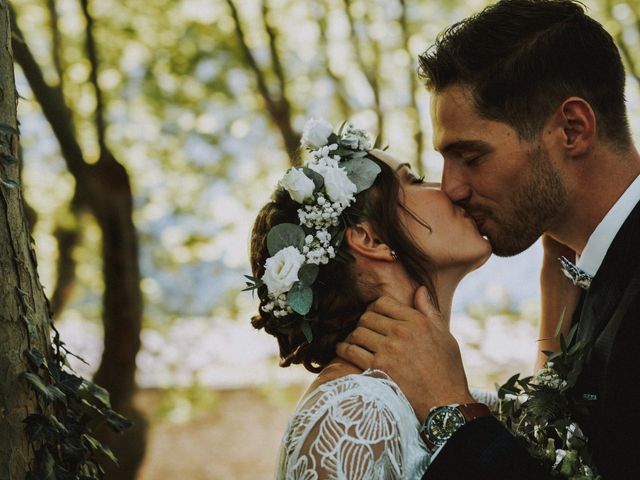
[0,0,53,477]
[10,7,147,479]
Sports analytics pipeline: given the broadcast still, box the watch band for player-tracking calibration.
[458,402,492,422]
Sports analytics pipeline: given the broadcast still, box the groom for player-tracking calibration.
[337,0,640,478]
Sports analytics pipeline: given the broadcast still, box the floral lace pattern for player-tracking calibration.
[276,370,430,480]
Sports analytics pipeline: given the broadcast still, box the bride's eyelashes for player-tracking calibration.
[409,174,426,184]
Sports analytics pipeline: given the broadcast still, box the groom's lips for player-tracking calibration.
[470,214,487,234]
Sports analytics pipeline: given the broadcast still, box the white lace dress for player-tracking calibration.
[276,370,431,480]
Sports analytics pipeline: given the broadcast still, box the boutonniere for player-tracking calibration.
[494,318,601,479]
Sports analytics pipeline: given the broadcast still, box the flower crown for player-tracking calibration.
[245,118,381,342]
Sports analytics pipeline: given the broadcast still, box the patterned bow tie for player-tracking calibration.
[558,256,593,290]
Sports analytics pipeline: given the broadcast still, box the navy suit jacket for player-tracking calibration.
[423,199,640,480]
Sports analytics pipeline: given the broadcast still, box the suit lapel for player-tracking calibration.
[575,198,640,389]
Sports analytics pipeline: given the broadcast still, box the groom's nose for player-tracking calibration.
[441,162,472,204]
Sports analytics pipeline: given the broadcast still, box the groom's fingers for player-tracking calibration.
[335,342,374,371]
[358,311,394,335]
[369,291,442,328]
[344,325,386,352]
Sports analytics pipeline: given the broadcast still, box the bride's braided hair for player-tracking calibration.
[250,154,438,373]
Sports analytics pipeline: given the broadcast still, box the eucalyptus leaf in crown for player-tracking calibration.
[244,118,381,342]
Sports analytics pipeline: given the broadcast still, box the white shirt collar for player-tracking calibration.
[577,173,640,277]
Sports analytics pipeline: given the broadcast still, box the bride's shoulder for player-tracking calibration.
[297,360,407,414]
[304,359,361,394]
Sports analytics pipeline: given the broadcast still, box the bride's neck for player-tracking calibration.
[380,269,458,329]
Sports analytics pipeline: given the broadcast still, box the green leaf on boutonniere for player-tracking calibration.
[298,264,319,286]
[288,282,313,315]
[498,373,521,398]
[554,308,567,337]
[267,223,305,256]
[342,158,381,193]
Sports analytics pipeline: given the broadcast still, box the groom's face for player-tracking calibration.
[431,86,567,257]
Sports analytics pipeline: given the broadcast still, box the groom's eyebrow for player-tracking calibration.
[439,139,490,154]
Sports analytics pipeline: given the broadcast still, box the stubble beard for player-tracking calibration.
[488,148,568,257]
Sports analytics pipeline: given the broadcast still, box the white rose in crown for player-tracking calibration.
[301,118,333,149]
[261,246,306,296]
[279,168,315,203]
[309,163,357,207]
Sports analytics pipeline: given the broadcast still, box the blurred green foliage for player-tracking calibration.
[11,0,640,392]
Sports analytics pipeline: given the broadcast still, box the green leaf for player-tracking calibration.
[0,177,18,189]
[342,158,381,193]
[98,443,119,465]
[1,153,18,165]
[301,320,313,343]
[39,450,56,480]
[47,414,69,435]
[25,348,47,370]
[331,228,346,248]
[20,372,66,403]
[104,409,133,433]
[303,167,324,191]
[335,249,355,263]
[337,121,348,136]
[298,264,319,286]
[554,307,567,338]
[23,414,51,443]
[242,275,263,292]
[565,323,579,347]
[56,371,84,396]
[266,223,305,256]
[287,282,313,315]
[0,123,19,135]
[497,373,522,398]
[85,381,111,408]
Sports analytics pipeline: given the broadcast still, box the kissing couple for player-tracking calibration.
[247,1,640,478]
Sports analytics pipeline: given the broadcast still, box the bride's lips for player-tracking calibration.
[469,214,486,234]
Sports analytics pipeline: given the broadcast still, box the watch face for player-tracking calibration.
[425,406,466,447]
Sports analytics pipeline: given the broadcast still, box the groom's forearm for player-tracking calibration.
[423,416,552,480]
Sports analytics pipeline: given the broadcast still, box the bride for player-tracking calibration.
[247,118,494,479]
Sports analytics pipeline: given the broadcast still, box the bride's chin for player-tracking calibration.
[469,244,493,272]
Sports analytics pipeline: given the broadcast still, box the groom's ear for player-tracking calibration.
[345,223,394,262]
[555,97,596,156]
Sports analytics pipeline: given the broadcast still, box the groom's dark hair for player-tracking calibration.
[419,0,632,150]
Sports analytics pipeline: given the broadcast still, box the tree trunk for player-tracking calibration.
[10,10,147,478]
[89,150,147,480]
[0,0,53,477]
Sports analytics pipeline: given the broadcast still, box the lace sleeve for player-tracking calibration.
[277,371,430,480]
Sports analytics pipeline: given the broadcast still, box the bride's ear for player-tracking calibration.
[345,223,395,262]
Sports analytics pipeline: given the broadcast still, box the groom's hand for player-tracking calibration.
[336,286,474,423]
